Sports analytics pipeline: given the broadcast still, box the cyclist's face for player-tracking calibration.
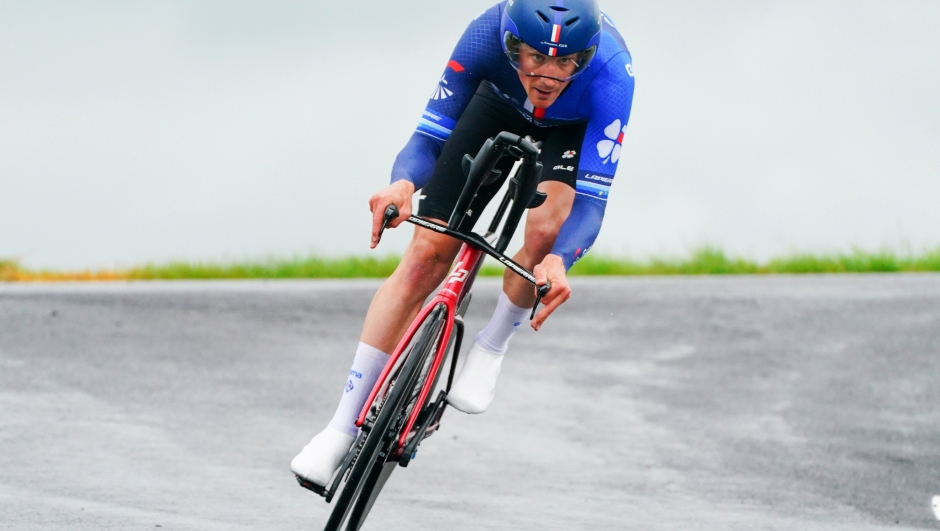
[515,43,577,109]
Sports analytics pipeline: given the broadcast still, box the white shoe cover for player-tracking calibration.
[290,427,355,486]
[447,342,504,414]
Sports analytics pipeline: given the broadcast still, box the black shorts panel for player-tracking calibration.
[535,121,587,189]
[417,86,587,232]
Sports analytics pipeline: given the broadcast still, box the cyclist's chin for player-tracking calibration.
[526,87,561,108]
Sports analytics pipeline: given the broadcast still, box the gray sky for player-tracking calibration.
[2,1,938,269]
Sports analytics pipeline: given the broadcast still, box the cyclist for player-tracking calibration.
[292,0,634,487]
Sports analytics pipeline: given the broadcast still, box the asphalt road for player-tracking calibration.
[2,276,939,530]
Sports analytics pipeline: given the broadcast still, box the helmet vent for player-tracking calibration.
[535,10,550,23]
[565,16,581,26]
[549,6,569,11]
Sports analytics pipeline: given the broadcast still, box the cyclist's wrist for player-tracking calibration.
[390,176,417,191]
[544,253,566,267]
[391,179,415,194]
[385,180,415,203]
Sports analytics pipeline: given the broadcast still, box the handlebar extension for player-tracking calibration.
[448,132,544,254]
[376,204,399,244]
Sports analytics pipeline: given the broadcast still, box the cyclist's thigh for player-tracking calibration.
[418,87,533,232]
[522,122,586,236]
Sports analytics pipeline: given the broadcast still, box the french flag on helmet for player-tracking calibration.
[500,0,602,80]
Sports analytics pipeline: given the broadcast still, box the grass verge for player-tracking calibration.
[3,247,940,282]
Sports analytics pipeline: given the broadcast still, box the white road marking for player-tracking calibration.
[932,495,940,520]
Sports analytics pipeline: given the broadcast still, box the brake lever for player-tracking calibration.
[377,204,400,245]
[530,280,551,320]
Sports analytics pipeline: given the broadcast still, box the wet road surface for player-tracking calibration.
[2,276,939,530]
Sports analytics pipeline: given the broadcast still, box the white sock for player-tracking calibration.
[474,291,530,354]
[328,342,391,437]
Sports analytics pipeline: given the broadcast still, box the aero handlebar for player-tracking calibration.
[378,204,550,320]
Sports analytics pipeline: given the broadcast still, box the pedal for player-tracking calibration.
[293,430,367,503]
[295,475,328,497]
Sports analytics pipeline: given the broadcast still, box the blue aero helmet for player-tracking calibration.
[500,0,602,82]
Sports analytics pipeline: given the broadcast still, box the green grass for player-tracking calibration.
[3,247,940,282]
[568,248,763,275]
[123,255,402,280]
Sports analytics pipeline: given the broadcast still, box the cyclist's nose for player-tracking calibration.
[533,61,568,81]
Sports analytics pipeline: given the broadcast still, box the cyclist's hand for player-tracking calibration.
[531,254,571,331]
[368,180,415,249]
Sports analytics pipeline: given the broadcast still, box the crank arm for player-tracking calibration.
[398,390,448,468]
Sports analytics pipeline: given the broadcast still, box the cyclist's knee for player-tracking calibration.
[523,214,563,258]
[397,229,458,287]
[522,182,574,260]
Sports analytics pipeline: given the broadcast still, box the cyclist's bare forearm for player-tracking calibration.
[368,180,415,249]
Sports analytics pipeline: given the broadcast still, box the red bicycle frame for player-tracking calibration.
[355,131,547,452]
[355,242,484,449]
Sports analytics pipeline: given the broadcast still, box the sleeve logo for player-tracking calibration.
[596,119,627,164]
[432,76,453,100]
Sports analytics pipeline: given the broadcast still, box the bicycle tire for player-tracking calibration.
[323,304,447,531]
[344,458,396,531]
[344,306,447,530]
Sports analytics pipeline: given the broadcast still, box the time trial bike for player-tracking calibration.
[296,132,551,531]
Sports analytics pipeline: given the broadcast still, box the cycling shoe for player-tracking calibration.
[290,427,355,486]
[447,342,504,414]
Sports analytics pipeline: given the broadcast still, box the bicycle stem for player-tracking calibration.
[378,132,551,318]
[447,132,543,254]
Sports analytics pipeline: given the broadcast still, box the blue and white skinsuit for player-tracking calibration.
[391,2,635,269]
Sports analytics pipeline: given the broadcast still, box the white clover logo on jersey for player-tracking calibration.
[562,150,576,159]
[596,119,627,164]
[431,76,453,100]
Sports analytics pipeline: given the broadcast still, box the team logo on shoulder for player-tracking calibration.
[562,150,576,159]
[432,76,453,100]
[597,119,627,164]
[625,63,634,77]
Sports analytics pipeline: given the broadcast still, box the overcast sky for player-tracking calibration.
[2,1,938,269]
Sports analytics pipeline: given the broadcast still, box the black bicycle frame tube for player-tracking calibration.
[495,154,542,253]
[486,192,512,236]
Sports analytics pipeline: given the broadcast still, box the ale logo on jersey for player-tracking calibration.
[597,119,627,164]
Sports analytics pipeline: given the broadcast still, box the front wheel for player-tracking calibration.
[343,458,396,531]
[323,304,447,531]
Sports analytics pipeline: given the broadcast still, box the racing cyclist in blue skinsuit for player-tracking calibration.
[292,0,635,488]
